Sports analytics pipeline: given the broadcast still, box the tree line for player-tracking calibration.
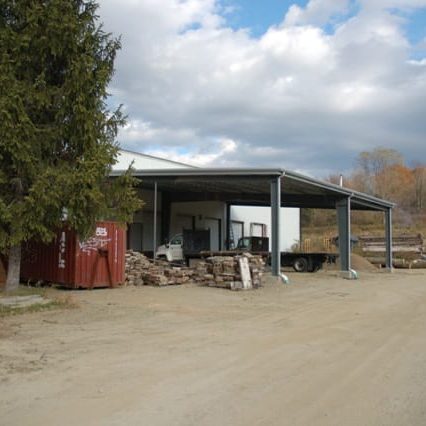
[303,148,426,232]
[341,148,424,212]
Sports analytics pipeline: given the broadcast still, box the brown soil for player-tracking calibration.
[350,253,379,272]
[1,269,426,426]
[325,253,378,272]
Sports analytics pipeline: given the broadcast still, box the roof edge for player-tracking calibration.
[118,148,198,169]
[110,167,394,210]
[110,167,285,177]
[284,170,395,209]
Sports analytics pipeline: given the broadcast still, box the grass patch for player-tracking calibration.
[0,286,47,299]
[0,286,78,317]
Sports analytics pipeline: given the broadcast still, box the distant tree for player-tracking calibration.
[0,0,141,291]
[306,149,425,235]
[413,165,426,211]
[377,164,414,203]
[356,147,404,197]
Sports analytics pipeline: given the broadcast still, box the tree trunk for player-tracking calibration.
[5,244,21,292]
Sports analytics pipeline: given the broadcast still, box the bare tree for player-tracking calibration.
[413,165,426,211]
[356,147,404,197]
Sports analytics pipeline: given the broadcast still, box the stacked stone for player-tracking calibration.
[141,267,169,286]
[125,250,193,287]
[241,253,264,288]
[193,254,265,290]
[125,250,151,286]
[164,267,194,285]
[208,256,238,289]
[191,261,215,286]
[125,250,265,289]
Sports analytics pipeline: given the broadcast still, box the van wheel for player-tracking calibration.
[293,257,308,272]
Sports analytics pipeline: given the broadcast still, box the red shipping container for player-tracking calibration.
[21,221,126,289]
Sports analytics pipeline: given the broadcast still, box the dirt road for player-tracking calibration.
[1,269,426,425]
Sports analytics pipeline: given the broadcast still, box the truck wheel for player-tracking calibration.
[293,257,308,272]
[309,262,322,273]
[313,263,322,272]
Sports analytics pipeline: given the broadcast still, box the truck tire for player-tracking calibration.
[308,261,322,272]
[293,257,308,272]
[312,262,322,272]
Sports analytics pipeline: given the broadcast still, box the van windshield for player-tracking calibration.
[170,234,183,245]
[237,237,250,249]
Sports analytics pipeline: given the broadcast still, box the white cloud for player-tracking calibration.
[145,137,239,167]
[283,0,351,27]
[99,0,426,176]
[408,58,426,66]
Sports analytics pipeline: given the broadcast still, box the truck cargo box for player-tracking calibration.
[183,229,210,256]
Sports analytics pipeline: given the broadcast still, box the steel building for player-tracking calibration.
[112,150,394,279]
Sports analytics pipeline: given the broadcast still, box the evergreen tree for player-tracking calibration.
[0,0,141,291]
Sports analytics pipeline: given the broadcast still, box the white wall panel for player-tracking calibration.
[231,206,300,251]
[170,201,226,250]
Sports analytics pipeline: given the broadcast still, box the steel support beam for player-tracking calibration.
[160,191,171,243]
[153,181,158,259]
[226,203,231,250]
[271,176,281,276]
[385,208,393,271]
[336,197,356,278]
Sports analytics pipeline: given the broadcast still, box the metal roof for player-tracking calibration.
[110,167,394,211]
[118,148,197,168]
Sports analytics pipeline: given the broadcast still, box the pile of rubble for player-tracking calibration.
[125,251,193,287]
[192,254,265,290]
[124,250,265,290]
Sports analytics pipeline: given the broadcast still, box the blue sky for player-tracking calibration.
[221,0,307,36]
[100,0,426,176]
[403,8,426,59]
[223,0,426,43]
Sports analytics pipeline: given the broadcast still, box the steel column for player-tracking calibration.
[385,208,393,271]
[160,191,171,244]
[271,176,281,276]
[336,197,351,272]
[226,202,231,250]
[153,181,158,258]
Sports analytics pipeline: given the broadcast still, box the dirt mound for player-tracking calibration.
[325,253,378,272]
[351,253,378,272]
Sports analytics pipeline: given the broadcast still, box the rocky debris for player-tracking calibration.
[125,250,265,290]
[192,253,265,290]
[125,251,193,287]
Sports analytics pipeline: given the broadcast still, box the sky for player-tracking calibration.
[98,0,426,177]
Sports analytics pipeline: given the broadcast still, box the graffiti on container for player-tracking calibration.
[58,231,66,269]
[79,227,111,253]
